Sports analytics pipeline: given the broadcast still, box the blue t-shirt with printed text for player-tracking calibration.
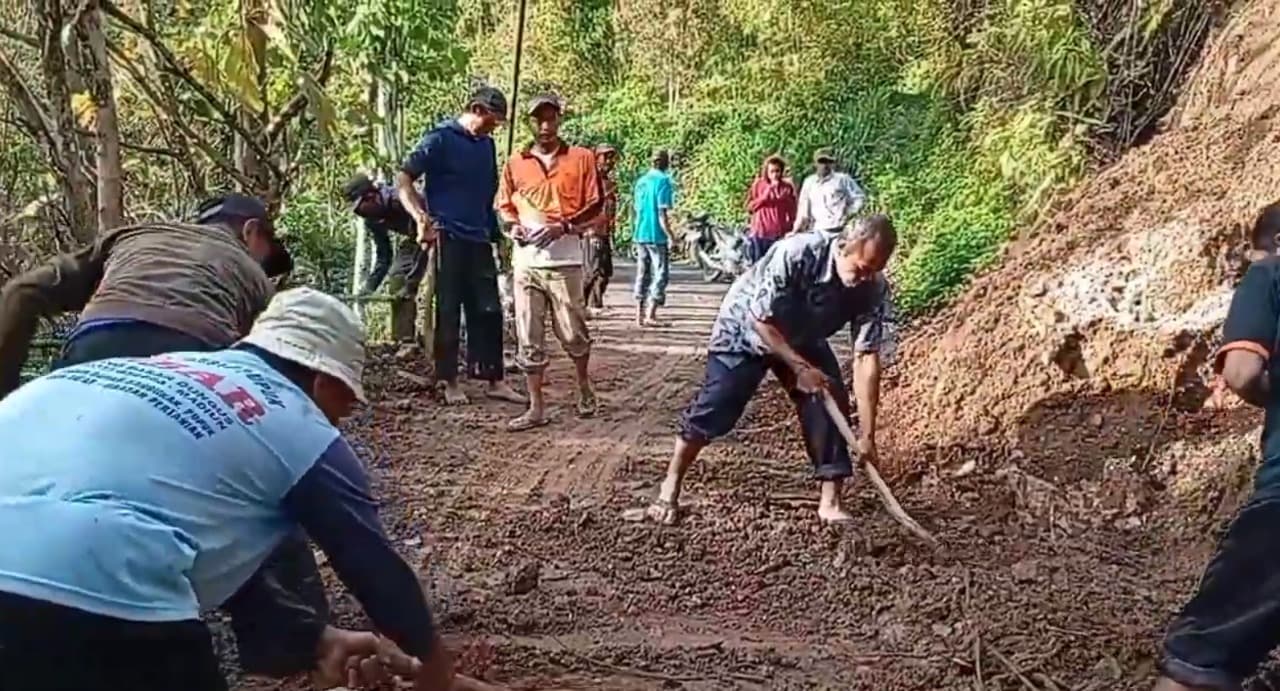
[0,349,338,622]
[632,168,675,245]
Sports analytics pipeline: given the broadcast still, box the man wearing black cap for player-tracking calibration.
[793,147,866,236]
[343,173,428,343]
[396,86,525,405]
[0,194,378,680]
[0,193,290,397]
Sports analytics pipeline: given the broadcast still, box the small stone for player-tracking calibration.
[1010,559,1039,582]
[951,460,977,478]
[931,623,953,638]
[506,561,541,595]
[1088,413,1104,428]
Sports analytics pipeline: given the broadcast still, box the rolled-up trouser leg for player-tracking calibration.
[678,354,769,443]
[1161,479,1280,690]
[223,530,329,677]
[768,342,854,480]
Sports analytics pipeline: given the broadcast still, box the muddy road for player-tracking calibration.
[235,261,1250,690]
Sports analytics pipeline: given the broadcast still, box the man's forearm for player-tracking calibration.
[753,319,809,373]
[658,209,672,240]
[853,352,881,441]
[396,171,429,222]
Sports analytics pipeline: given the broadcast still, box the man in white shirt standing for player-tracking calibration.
[793,148,866,235]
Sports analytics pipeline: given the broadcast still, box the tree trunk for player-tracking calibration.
[35,0,96,243]
[236,0,269,197]
[79,2,124,230]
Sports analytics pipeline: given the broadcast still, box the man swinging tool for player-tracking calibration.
[643,215,897,526]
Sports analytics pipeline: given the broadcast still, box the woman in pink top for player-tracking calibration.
[745,155,798,263]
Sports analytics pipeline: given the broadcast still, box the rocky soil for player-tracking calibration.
[233,3,1280,687]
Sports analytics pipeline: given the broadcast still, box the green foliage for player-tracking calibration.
[0,0,1204,329]
[541,0,1107,313]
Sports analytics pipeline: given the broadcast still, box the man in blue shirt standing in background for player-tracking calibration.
[632,149,676,327]
[397,86,526,406]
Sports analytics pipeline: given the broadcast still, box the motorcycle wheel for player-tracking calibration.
[695,247,723,283]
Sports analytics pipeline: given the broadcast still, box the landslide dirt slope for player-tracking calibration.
[870,0,1280,504]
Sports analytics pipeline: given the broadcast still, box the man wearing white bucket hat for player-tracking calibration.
[0,288,490,691]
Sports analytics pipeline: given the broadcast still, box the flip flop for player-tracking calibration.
[507,413,549,432]
[576,390,598,418]
[821,516,857,528]
[644,498,681,526]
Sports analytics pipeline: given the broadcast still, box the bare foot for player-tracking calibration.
[818,504,856,525]
[642,318,672,328]
[486,382,528,404]
[442,383,469,405]
[576,387,598,418]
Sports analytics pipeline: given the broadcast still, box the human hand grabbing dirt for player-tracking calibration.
[313,627,421,689]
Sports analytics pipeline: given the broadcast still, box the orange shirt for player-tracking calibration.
[497,143,601,227]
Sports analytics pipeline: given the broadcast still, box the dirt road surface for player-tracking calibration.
[233,261,1266,690]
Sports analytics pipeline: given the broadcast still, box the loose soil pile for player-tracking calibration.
[232,3,1280,689]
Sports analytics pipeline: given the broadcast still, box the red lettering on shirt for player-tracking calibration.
[218,386,267,424]
[188,371,225,391]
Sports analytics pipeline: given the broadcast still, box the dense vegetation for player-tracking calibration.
[0,0,1218,316]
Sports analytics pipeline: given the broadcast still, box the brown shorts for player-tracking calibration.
[514,265,592,372]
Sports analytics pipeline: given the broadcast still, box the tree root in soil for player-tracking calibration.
[820,391,940,548]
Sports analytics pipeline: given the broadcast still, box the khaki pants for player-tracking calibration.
[514,265,591,373]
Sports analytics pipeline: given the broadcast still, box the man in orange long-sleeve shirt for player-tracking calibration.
[497,94,601,431]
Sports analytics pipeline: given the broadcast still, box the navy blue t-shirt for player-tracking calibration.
[1218,256,1280,485]
[401,119,499,244]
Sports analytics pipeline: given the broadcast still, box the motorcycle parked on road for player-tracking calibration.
[682,213,750,283]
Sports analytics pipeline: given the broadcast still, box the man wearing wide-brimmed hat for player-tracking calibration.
[0,288,490,691]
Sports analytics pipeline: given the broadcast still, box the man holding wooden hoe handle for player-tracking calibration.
[643,214,914,532]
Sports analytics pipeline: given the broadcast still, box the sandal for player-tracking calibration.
[576,389,598,418]
[507,412,549,432]
[644,498,681,526]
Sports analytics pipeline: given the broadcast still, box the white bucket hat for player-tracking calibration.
[240,287,368,402]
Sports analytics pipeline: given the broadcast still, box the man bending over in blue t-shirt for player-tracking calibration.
[0,288,499,691]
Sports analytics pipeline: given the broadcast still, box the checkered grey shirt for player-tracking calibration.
[707,232,893,358]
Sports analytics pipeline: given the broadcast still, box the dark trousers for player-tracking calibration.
[0,591,227,691]
[435,233,505,382]
[388,235,430,343]
[582,236,613,309]
[1161,477,1280,689]
[678,342,854,479]
[54,321,329,677]
[745,235,779,264]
